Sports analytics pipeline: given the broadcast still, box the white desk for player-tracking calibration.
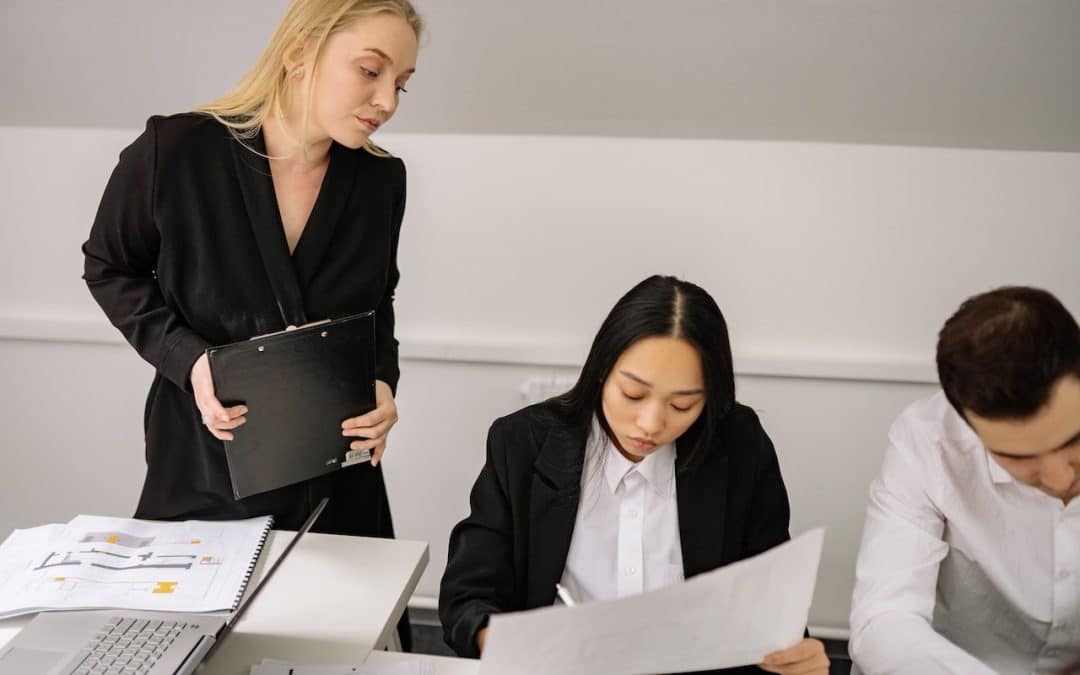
[364,650,479,675]
[0,531,429,675]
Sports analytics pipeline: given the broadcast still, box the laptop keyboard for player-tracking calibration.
[67,616,188,675]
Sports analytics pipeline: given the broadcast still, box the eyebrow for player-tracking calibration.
[618,370,705,397]
[989,430,1080,459]
[359,49,416,75]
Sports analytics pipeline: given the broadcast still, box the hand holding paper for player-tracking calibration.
[479,528,826,675]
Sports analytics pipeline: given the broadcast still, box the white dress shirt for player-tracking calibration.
[850,391,1080,675]
[559,417,684,604]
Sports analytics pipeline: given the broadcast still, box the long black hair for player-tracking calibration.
[544,275,736,469]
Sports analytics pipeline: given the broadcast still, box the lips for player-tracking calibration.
[357,116,380,132]
[628,436,656,452]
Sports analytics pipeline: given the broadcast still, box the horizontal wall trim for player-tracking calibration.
[0,315,936,385]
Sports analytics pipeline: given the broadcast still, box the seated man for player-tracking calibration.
[850,286,1080,674]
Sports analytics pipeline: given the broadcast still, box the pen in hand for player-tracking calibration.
[555,583,577,607]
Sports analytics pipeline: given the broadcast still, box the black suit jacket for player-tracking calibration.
[439,403,793,674]
[82,113,405,534]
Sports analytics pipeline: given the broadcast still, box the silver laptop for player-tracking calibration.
[0,498,328,675]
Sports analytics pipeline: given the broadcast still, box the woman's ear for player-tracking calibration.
[282,34,309,78]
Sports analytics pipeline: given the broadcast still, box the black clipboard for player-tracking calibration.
[206,311,376,499]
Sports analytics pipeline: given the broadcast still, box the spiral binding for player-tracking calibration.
[230,515,275,611]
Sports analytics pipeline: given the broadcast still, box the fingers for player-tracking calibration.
[342,395,399,467]
[342,384,398,429]
[211,414,247,431]
[349,434,388,466]
[764,638,819,664]
[342,406,391,430]
[201,404,246,425]
[199,403,247,441]
[761,656,830,675]
[369,438,387,467]
[760,639,829,675]
[206,426,234,442]
[343,417,394,440]
[191,354,231,424]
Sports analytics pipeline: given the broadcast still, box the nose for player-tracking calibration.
[371,78,398,118]
[1039,455,1077,497]
[636,401,666,438]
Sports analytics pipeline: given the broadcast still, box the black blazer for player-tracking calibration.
[439,402,793,674]
[82,113,405,534]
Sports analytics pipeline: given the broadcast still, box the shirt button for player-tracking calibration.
[1057,569,1072,581]
[627,509,639,519]
[625,566,637,576]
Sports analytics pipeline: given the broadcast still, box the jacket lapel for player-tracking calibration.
[230,132,307,326]
[292,141,359,296]
[676,445,728,579]
[526,420,586,607]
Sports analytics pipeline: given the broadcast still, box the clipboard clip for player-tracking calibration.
[247,318,332,341]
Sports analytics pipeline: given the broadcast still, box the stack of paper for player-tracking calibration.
[480,528,825,675]
[249,658,434,675]
[0,514,272,619]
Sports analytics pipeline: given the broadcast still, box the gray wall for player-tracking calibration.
[3,0,1080,150]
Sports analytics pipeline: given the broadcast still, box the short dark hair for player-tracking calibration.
[937,286,1080,420]
[545,275,736,469]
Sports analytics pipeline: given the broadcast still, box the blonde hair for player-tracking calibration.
[196,0,423,158]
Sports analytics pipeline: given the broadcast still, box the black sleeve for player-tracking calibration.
[687,415,795,675]
[82,117,210,390]
[439,417,519,658]
[743,420,792,558]
[374,158,404,394]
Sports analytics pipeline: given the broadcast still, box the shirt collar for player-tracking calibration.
[595,421,676,497]
[985,449,1016,485]
[938,392,1014,485]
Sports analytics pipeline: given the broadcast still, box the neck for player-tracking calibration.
[262,113,331,171]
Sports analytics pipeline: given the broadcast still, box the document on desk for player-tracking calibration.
[480,528,825,675]
[0,514,271,619]
[249,658,433,675]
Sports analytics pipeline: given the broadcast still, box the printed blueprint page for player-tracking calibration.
[0,514,272,618]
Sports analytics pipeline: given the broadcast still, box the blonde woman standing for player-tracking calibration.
[82,0,422,622]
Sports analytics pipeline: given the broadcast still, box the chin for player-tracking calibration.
[333,135,368,150]
[330,126,372,150]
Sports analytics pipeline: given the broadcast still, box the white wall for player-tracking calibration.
[1,126,1078,636]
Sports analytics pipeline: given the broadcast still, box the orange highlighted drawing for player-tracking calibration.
[190,539,201,544]
[53,577,65,582]
[107,535,119,544]
[152,582,178,594]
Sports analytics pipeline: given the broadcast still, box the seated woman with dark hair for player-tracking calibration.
[439,275,828,675]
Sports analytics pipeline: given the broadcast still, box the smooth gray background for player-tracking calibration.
[3,0,1080,151]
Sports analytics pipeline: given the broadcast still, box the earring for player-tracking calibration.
[290,67,303,79]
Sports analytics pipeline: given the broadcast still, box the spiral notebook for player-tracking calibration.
[0,513,273,619]
[208,311,377,499]
[0,501,328,675]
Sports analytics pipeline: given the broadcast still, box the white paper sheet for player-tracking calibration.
[0,514,271,619]
[249,658,433,675]
[479,528,825,675]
